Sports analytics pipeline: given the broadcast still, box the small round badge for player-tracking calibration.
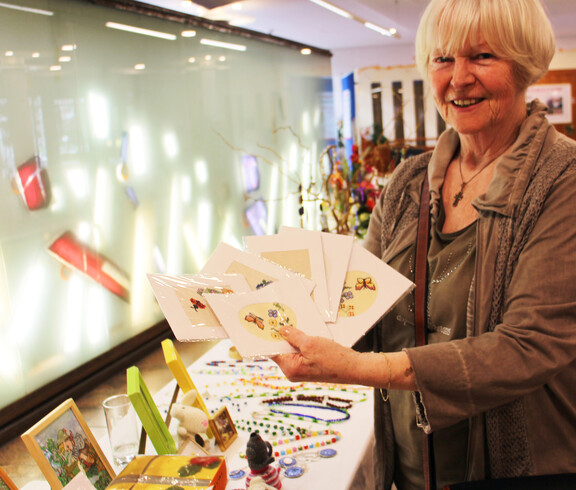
[279,456,297,468]
[319,448,337,458]
[229,469,246,479]
[284,465,304,478]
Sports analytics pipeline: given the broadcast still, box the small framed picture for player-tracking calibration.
[0,466,18,490]
[21,398,115,489]
[208,406,238,451]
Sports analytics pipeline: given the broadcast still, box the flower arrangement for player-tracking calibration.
[319,124,395,238]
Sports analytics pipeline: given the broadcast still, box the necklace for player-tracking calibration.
[452,153,495,207]
[238,428,342,459]
[268,402,350,424]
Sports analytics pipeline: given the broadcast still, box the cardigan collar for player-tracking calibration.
[425,100,554,219]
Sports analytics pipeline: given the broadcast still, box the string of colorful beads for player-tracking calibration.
[234,417,309,438]
[267,403,351,424]
[238,429,342,459]
[261,393,354,410]
[270,429,341,458]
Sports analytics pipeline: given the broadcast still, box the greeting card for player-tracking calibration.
[328,243,414,347]
[147,273,250,341]
[279,226,353,323]
[200,242,314,293]
[204,279,332,358]
[244,232,331,322]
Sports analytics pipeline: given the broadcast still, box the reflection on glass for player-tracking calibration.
[0,0,331,412]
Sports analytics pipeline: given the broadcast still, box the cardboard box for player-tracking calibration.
[107,455,227,490]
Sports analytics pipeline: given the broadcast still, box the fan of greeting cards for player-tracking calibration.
[148,226,413,358]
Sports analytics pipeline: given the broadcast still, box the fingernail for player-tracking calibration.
[279,326,291,338]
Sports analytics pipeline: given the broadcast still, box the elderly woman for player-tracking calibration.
[273,0,576,488]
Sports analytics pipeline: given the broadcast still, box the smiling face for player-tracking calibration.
[428,38,527,139]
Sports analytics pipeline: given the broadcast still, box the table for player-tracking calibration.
[177,340,375,490]
[23,340,375,489]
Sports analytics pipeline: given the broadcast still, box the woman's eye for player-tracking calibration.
[476,52,494,60]
[433,56,452,63]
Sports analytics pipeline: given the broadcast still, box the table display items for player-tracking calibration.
[102,394,140,467]
[106,455,227,490]
[245,432,282,489]
[21,398,115,489]
[170,390,213,452]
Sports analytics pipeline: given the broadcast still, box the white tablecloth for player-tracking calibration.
[24,340,375,489]
[175,340,375,490]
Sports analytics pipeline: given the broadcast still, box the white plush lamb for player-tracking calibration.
[170,390,212,450]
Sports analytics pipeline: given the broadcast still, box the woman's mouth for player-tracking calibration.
[451,98,484,107]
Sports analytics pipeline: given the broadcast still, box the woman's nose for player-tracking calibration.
[451,58,475,88]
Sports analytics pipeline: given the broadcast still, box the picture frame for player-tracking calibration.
[0,466,18,490]
[20,398,115,489]
[208,406,238,451]
[526,83,573,124]
[126,366,178,455]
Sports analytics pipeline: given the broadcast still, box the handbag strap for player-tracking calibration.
[415,173,430,348]
[414,173,437,490]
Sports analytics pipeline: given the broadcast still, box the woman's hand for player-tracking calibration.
[271,326,416,390]
[271,326,363,384]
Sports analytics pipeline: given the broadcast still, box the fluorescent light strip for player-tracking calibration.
[200,38,246,51]
[309,0,351,19]
[307,0,398,38]
[0,2,53,16]
[364,22,395,37]
[105,21,177,41]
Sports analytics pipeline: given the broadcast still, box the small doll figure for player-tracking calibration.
[245,432,282,489]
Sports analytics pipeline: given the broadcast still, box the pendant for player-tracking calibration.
[453,183,466,207]
[452,190,464,207]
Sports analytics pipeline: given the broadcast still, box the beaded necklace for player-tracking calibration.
[267,403,350,424]
[220,385,368,404]
[239,428,342,459]
[234,416,309,438]
[261,393,354,409]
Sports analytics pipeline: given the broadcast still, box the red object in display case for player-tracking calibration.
[48,231,131,302]
[16,156,52,210]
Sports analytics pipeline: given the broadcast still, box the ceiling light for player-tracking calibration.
[181,30,196,38]
[188,57,196,63]
[50,65,62,72]
[218,55,226,62]
[200,39,246,52]
[300,48,312,55]
[61,44,76,51]
[364,22,395,37]
[134,63,146,70]
[308,0,351,19]
[0,2,53,16]
[32,52,40,58]
[105,22,177,41]
[4,51,14,57]
[59,56,71,62]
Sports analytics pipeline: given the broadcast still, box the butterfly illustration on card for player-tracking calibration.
[355,276,376,291]
[190,297,207,312]
[244,312,265,330]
